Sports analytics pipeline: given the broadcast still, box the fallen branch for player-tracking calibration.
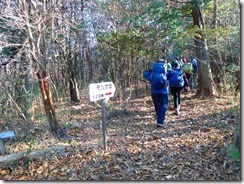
[0,146,66,165]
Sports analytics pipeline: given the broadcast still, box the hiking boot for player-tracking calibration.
[178,105,181,110]
[156,123,164,127]
[174,109,179,115]
[176,109,180,115]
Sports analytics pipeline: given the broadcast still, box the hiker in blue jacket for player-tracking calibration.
[191,58,198,91]
[143,55,169,127]
[167,62,189,115]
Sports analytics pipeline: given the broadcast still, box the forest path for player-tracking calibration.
[0,90,240,180]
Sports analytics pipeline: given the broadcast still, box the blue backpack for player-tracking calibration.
[150,62,167,89]
[167,69,184,87]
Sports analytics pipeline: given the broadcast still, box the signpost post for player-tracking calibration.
[101,98,107,151]
[89,81,116,151]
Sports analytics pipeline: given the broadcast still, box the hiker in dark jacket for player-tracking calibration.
[191,58,198,91]
[167,62,189,115]
[143,55,169,127]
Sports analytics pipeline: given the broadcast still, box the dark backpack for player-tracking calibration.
[151,62,167,89]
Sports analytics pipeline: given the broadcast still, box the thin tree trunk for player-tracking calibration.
[36,70,64,136]
[80,0,93,84]
[211,0,227,91]
[70,69,80,103]
[0,72,28,121]
[235,112,240,150]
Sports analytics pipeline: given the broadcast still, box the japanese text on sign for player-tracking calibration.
[89,82,116,102]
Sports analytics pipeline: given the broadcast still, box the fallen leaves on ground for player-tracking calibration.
[0,90,240,180]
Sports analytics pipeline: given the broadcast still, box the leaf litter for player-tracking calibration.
[0,90,240,180]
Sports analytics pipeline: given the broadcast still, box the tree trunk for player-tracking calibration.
[211,0,227,92]
[80,0,93,84]
[192,1,219,97]
[69,69,80,103]
[36,70,64,136]
[235,112,240,150]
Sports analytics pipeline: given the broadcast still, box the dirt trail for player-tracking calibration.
[0,90,240,180]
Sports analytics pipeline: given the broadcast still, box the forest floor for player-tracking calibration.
[0,87,241,180]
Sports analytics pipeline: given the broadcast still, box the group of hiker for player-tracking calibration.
[143,55,198,127]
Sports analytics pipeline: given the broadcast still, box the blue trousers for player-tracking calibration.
[151,93,169,125]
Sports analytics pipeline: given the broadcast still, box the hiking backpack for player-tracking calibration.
[182,62,193,74]
[167,69,184,87]
[150,62,168,89]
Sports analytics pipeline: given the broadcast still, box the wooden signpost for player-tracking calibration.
[89,81,116,151]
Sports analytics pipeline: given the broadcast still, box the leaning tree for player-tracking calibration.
[1,0,65,136]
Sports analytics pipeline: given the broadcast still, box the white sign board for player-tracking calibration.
[89,82,116,102]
